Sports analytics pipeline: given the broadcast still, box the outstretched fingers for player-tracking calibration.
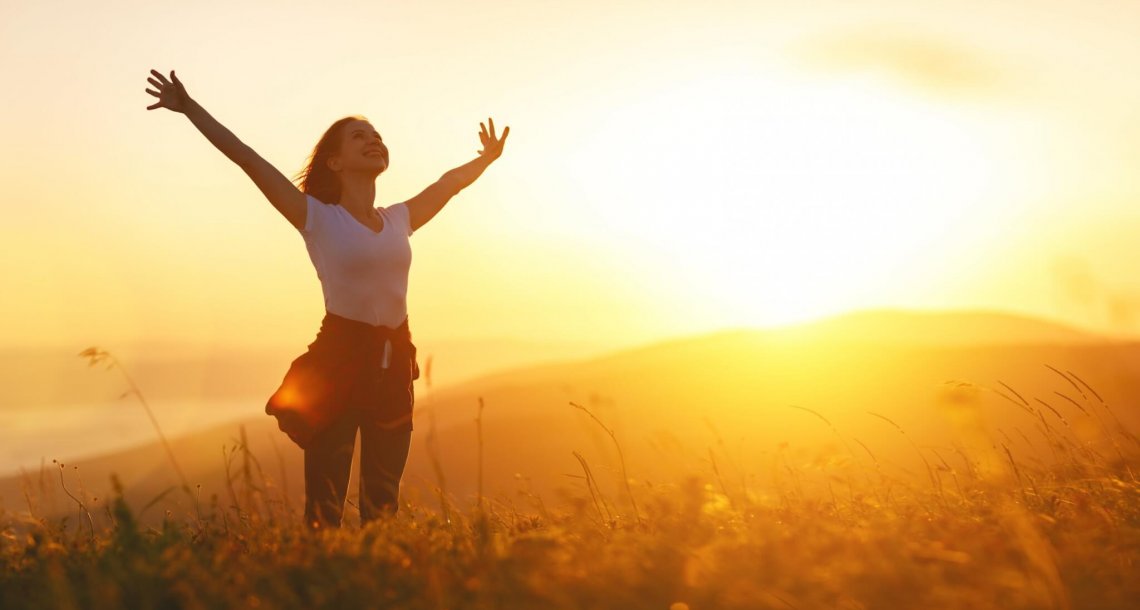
[476,118,509,156]
[146,71,164,110]
[146,69,182,111]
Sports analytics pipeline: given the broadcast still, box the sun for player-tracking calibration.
[569,65,1020,329]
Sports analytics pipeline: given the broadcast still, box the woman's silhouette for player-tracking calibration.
[144,69,508,529]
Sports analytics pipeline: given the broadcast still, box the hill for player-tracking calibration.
[4,309,1136,523]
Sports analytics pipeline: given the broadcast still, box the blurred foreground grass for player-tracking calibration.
[2,375,1139,609]
[3,451,1138,608]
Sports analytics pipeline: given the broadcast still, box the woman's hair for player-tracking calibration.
[292,115,368,205]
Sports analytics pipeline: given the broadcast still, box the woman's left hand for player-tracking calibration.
[478,117,509,162]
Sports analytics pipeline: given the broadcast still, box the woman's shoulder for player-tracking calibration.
[380,200,406,214]
[381,201,413,236]
[307,193,337,208]
[298,193,341,234]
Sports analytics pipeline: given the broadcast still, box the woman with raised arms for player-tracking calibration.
[144,68,509,529]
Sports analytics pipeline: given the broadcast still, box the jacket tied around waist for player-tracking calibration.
[265,312,420,449]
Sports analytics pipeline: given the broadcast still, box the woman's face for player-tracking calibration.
[328,119,389,175]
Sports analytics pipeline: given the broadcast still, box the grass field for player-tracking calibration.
[2,355,1139,609]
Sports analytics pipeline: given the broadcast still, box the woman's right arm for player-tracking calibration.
[145,69,306,231]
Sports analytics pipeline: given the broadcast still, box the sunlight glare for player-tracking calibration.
[571,67,1011,328]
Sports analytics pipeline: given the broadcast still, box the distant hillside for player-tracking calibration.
[0,338,609,410]
[0,310,1102,409]
[771,309,1106,347]
[4,309,1137,525]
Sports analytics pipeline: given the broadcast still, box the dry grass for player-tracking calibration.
[1,360,1138,609]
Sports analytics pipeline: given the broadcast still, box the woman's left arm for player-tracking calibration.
[406,118,509,232]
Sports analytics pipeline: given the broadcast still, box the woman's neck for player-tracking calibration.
[337,172,377,214]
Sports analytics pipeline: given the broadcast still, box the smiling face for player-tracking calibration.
[327,119,389,176]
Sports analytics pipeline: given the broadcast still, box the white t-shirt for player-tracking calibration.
[298,194,413,328]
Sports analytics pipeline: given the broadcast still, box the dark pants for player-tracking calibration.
[303,357,415,529]
[303,411,412,528]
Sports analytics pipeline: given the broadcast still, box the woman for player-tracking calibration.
[144,69,509,529]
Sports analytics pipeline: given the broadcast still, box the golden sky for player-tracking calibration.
[4,0,1140,354]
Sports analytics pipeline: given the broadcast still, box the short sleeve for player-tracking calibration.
[301,194,327,235]
[386,202,414,237]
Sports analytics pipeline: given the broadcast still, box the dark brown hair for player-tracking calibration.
[292,115,368,205]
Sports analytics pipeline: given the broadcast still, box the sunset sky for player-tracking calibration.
[4,0,1140,356]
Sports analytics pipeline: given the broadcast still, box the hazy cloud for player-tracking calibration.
[1051,256,1140,333]
[796,27,1012,97]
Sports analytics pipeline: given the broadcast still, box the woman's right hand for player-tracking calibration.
[145,69,192,113]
